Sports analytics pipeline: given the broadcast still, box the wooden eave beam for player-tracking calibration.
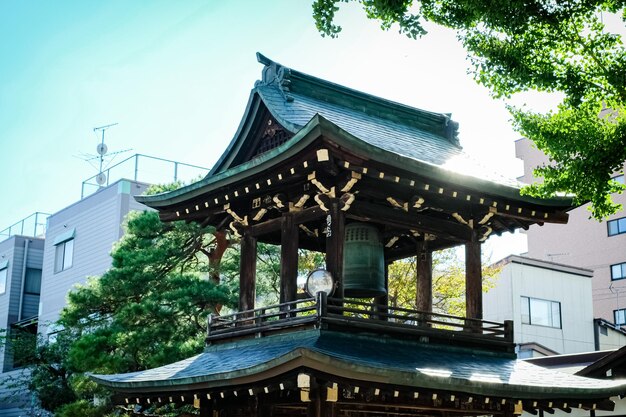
[247,205,326,238]
[349,201,472,242]
[385,240,458,262]
[153,145,329,223]
[339,160,569,226]
[111,372,617,417]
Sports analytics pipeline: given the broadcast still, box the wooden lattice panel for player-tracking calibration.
[254,119,291,157]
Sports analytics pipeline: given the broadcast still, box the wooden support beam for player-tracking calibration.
[496,208,568,224]
[280,214,298,304]
[326,200,345,300]
[239,233,257,312]
[465,230,482,320]
[416,240,433,313]
[248,205,326,237]
[349,201,471,242]
[385,239,459,261]
[340,161,569,225]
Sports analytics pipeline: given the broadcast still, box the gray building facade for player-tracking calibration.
[0,236,44,372]
[0,236,44,416]
[38,179,150,336]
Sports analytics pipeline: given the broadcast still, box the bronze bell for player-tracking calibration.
[342,222,386,298]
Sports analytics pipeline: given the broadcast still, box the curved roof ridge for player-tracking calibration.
[255,52,460,146]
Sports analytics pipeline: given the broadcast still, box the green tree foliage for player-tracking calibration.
[219,244,325,306]
[53,400,111,417]
[60,211,235,374]
[312,0,626,218]
[388,248,500,316]
[16,208,318,414]
[4,210,235,415]
[0,327,96,414]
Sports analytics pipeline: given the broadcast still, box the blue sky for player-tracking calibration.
[0,0,541,259]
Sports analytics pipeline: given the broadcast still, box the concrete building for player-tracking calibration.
[0,182,147,417]
[0,235,44,372]
[594,318,626,351]
[0,155,209,416]
[0,215,47,417]
[516,138,626,326]
[484,255,597,357]
[38,179,149,336]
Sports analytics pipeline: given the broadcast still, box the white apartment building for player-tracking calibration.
[516,138,626,326]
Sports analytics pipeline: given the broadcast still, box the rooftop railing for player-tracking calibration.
[81,153,210,198]
[0,212,50,244]
[207,293,514,351]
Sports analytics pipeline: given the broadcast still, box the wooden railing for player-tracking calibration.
[207,292,513,348]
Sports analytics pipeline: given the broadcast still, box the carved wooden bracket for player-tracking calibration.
[308,171,335,197]
[340,193,355,212]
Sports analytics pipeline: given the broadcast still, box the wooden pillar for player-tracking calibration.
[325,200,345,300]
[415,240,433,312]
[307,378,322,417]
[465,230,483,320]
[198,397,212,417]
[375,261,389,320]
[280,213,298,304]
[239,232,257,312]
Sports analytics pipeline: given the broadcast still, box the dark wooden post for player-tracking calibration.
[415,240,433,312]
[307,377,321,417]
[325,200,345,300]
[375,261,389,320]
[199,397,212,417]
[239,232,257,312]
[465,230,482,320]
[280,213,298,304]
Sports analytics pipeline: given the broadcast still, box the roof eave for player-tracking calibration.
[136,114,573,211]
[134,115,324,208]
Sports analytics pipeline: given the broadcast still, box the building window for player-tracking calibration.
[0,265,7,295]
[53,228,75,273]
[521,296,562,328]
[54,239,74,273]
[611,262,626,280]
[615,309,626,326]
[23,268,42,295]
[608,217,626,236]
[613,174,625,185]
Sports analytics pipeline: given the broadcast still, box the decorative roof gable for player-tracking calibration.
[211,53,461,175]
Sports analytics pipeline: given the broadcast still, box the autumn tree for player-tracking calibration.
[313,0,626,218]
[387,248,500,317]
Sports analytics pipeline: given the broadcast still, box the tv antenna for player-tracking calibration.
[78,123,131,187]
[93,123,117,185]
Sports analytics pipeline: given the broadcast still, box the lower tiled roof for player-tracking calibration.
[92,329,626,399]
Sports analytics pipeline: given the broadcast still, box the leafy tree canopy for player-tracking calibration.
[388,248,500,316]
[313,0,626,218]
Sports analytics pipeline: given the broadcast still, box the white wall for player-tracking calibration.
[484,258,595,354]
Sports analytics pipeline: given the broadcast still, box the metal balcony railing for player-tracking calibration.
[0,212,50,243]
[81,154,210,198]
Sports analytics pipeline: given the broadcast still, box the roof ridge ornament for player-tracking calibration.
[256,52,294,102]
[443,114,460,146]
